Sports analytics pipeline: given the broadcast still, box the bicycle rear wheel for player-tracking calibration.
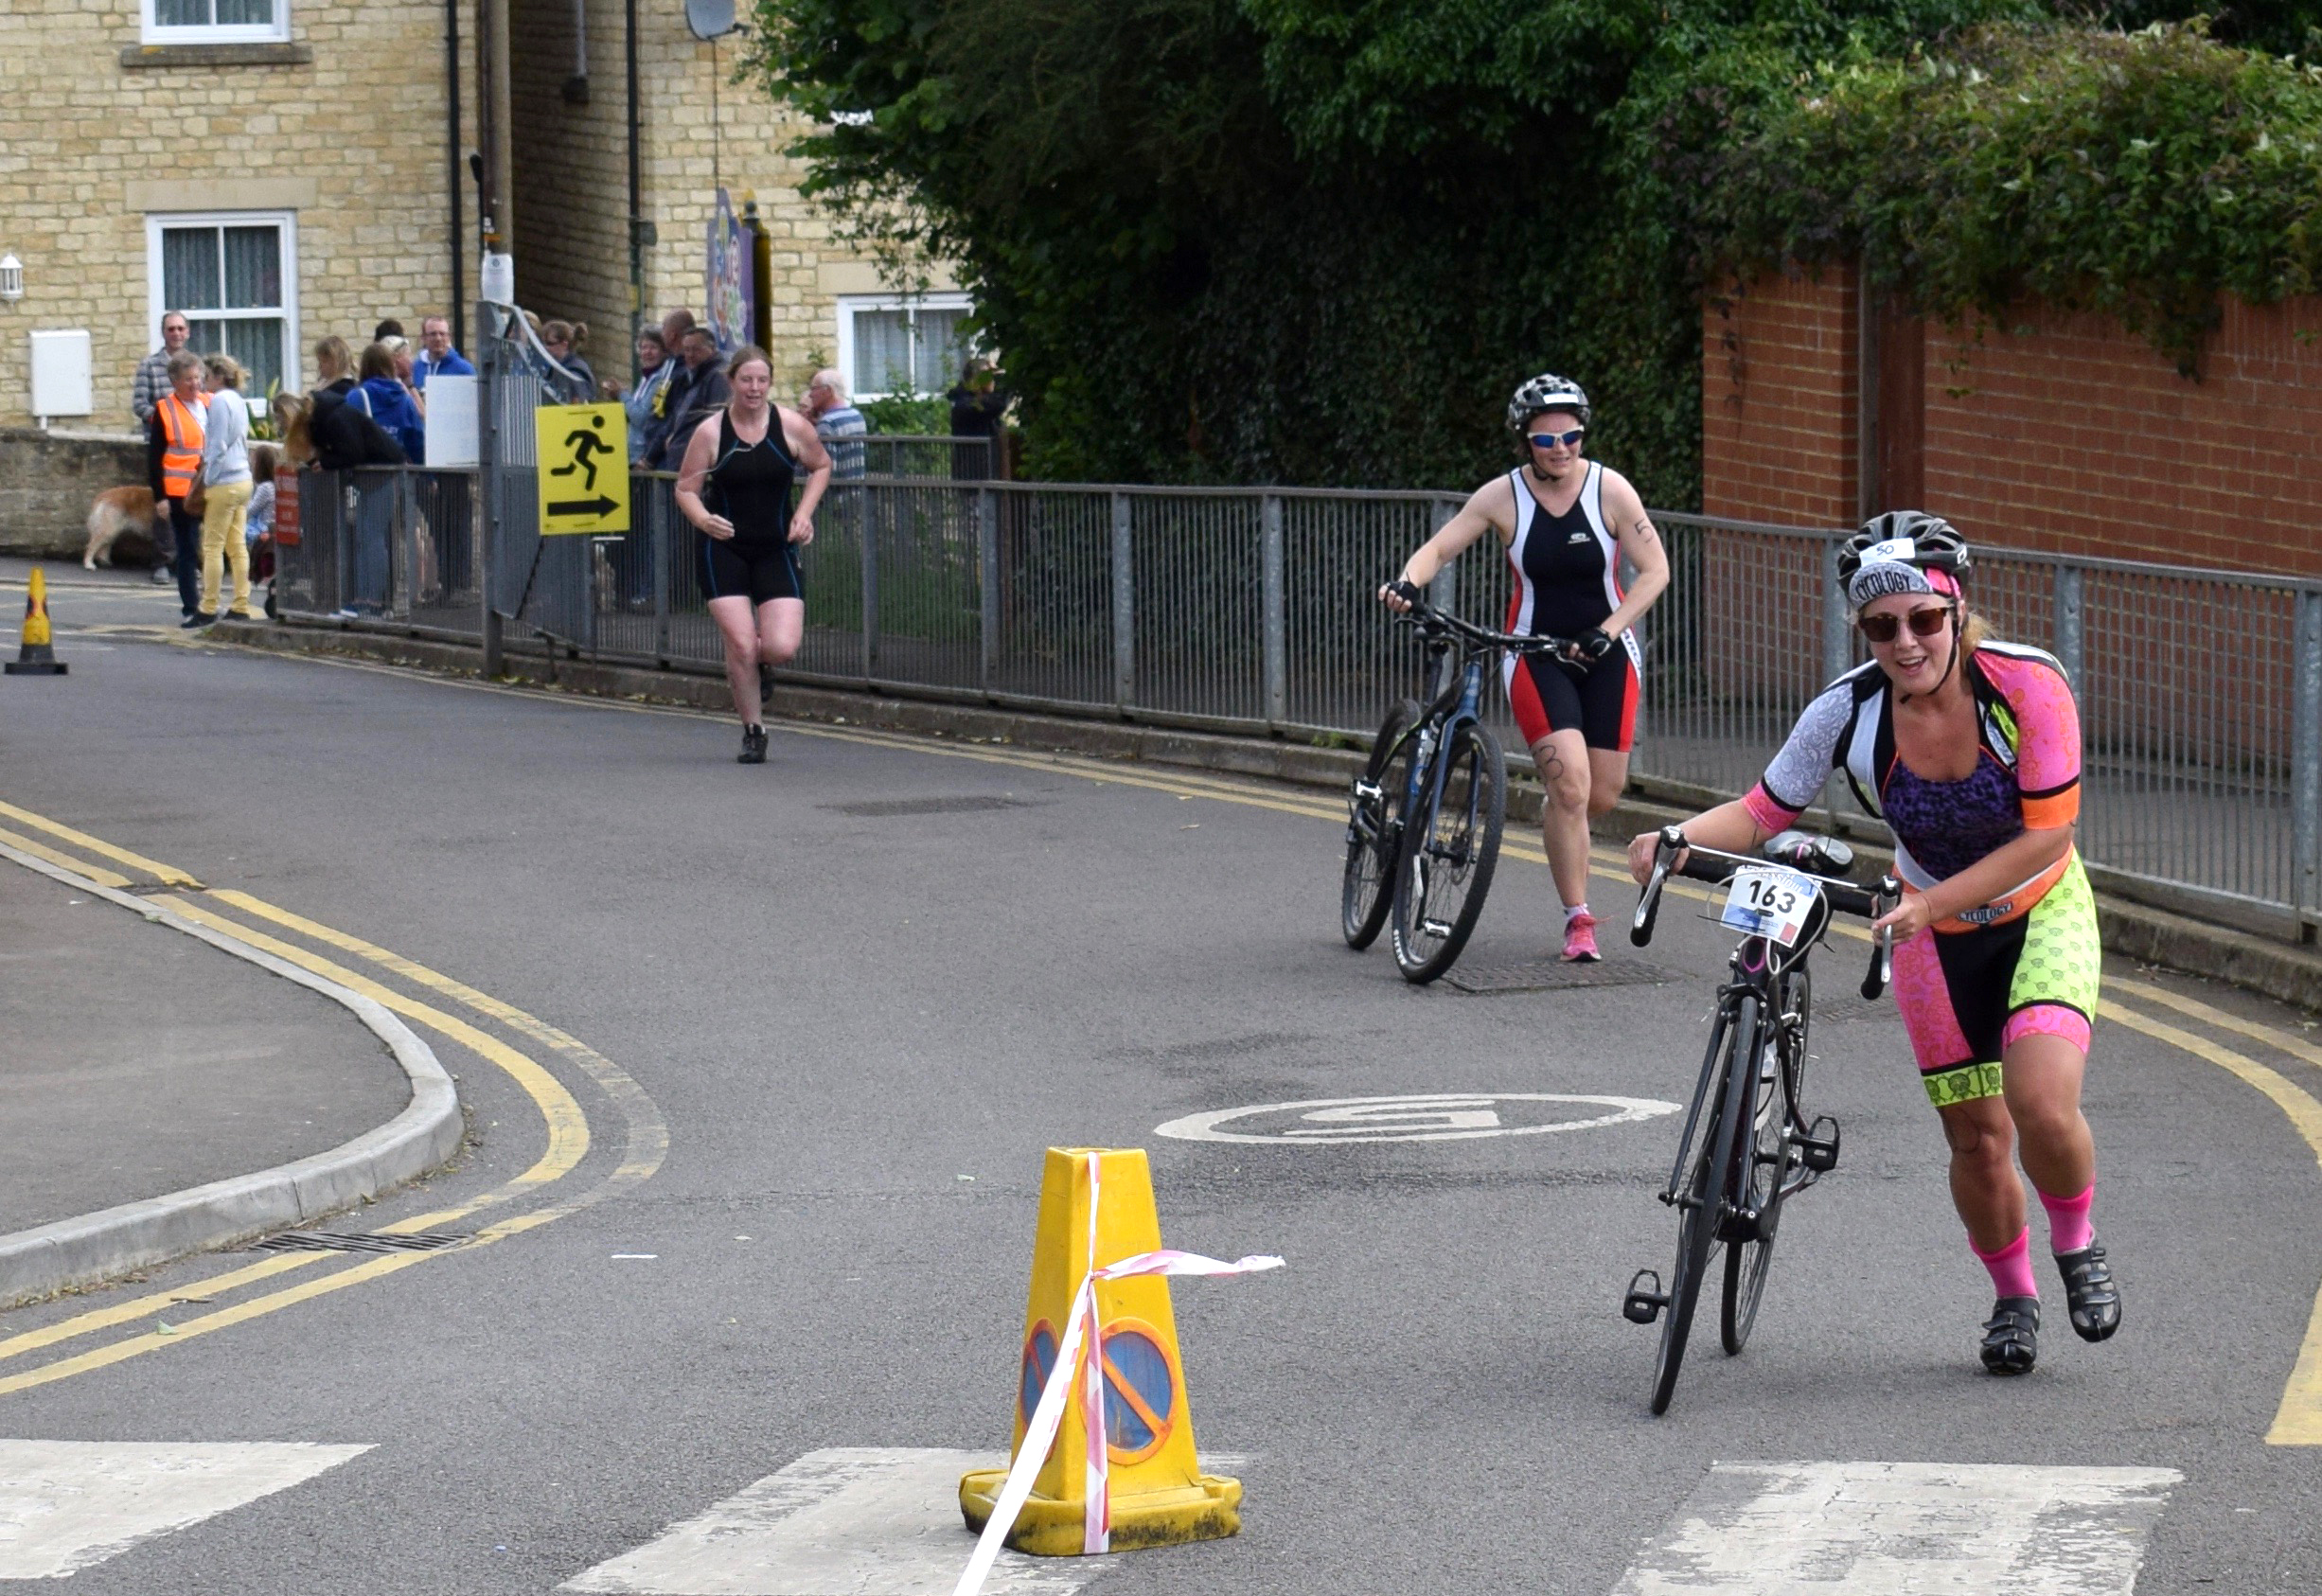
[1389,721,1506,984]
[1341,699,1421,949]
[1721,987,1795,1354]
[1651,999,1752,1414]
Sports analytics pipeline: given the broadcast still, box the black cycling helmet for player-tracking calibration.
[1838,511,1972,608]
[1507,372,1590,434]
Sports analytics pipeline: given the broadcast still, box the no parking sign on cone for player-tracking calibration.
[954,1147,1280,1595]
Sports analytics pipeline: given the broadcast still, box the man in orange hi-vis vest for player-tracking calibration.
[147,350,206,620]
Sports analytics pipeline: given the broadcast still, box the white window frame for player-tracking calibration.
[146,209,301,395]
[140,0,292,45]
[835,293,976,401]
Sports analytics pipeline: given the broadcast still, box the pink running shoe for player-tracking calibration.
[1562,912,1601,963]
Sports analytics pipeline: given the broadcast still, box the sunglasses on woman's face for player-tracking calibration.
[1527,429,1586,450]
[1858,604,1954,645]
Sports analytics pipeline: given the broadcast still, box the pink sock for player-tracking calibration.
[1972,1227,2038,1299]
[2039,1183,2095,1255]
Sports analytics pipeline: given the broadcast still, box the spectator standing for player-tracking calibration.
[193,352,256,625]
[947,356,1007,480]
[625,329,673,464]
[246,443,279,551]
[373,319,406,344]
[352,342,426,459]
[413,315,472,390]
[147,351,206,617]
[540,320,596,404]
[647,327,731,470]
[309,337,408,616]
[133,312,192,429]
[660,308,698,355]
[803,367,867,478]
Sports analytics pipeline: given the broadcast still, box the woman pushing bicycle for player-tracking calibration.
[1624,514,2119,1375]
[1380,374,1669,963]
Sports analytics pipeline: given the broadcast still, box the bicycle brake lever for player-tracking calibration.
[1631,826,1684,947]
[1860,877,1900,1000]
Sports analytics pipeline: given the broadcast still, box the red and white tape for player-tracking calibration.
[951,1151,1282,1596]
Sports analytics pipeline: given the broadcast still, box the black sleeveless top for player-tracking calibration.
[703,411,798,546]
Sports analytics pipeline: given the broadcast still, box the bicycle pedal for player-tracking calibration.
[1717,1207,1764,1244]
[1421,918,1455,937]
[1622,1269,1667,1324]
[1798,1116,1841,1173]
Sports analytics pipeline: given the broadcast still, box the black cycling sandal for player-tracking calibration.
[2055,1240,2121,1342]
[1980,1295,2041,1374]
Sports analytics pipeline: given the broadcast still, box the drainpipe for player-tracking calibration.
[627,0,647,372]
[445,0,465,351]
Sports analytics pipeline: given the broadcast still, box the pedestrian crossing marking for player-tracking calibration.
[0,1439,370,1579]
[1612,1461,2180,1595]
[562,1447,1094,1595]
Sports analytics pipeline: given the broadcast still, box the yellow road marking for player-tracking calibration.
[0,798,201,886]
[167,895,589,1188]
[0,1255,326,1365]
[2111,975,2322,1072]
[2102,998,2322,1445]
[0,825,134,890]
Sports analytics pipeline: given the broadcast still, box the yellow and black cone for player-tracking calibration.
[5,567,68,676]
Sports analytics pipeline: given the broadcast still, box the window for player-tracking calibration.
[837,293,978,400]
[142,0,290,44]
[148,212,299,399]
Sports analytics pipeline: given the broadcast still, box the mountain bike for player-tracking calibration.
[1620,825,1900,1413]
[1340,594,1574,984]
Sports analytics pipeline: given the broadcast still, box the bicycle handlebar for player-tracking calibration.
[1630,825,1900,1001]
[1390,592,1578,660]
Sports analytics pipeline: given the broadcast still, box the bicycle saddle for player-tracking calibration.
[1764,830,1855,878]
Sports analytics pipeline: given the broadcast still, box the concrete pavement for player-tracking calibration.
[0,608,2315,1592]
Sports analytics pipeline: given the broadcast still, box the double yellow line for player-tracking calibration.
[0,800,665,1400]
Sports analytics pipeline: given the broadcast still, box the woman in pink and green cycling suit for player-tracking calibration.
[1625,512,2118,1376]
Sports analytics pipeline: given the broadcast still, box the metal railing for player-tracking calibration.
[271,330,2322,942]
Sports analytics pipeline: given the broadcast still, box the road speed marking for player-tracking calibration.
[1154,1092,1677,1145]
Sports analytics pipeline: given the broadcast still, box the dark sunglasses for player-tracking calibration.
[1858,604,1954,645]
[1526,429,1586,450]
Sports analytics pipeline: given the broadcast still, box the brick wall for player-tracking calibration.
[0,429,150,559]
[1702,270,2322,576]
[1701,268,1859,529]
[0,1,468,430]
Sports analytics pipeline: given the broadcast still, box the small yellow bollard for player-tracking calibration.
[959,1147,1244,1555]
[5,566,67,676]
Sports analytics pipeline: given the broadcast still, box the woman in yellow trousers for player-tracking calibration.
[194,352,257,626]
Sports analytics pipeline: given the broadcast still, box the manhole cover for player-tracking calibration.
[822,796,1032,817]
[1443,957,1679,995]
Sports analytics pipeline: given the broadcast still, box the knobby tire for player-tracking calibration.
[1389,721,1506,984]
[1342,700,1421,949]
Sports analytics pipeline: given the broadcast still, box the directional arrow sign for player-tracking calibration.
[535,402,629,536]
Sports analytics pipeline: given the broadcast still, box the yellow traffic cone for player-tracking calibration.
[958,1147,1262,1560]
[5,567,67,676]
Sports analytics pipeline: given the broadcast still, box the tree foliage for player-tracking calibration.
[747,0,2322,496]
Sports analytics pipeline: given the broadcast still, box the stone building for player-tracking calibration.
[0,0,971,443]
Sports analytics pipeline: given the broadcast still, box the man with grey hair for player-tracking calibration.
[133,311,192,427]
[802,366,865,478]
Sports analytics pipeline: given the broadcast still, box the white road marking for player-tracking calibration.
[1612,1461,2182,1594]
[0,1439,371,1579]
[563,1448,1091,1595]
[1155,1091,1678,1145]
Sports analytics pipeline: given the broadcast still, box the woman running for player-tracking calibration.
[1625,513,2119,1374]
[675,346,833,763]
[1381,374,1669,962]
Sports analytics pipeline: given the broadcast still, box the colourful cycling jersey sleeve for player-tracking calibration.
[1745,680,1854,832]
[1980,648,2082,829]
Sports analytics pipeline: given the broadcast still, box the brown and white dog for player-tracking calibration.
[83,486,162,570]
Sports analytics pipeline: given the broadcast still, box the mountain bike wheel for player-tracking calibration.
[1722,985,1796,1355]
[1389,721,1506,984]
[1341,699,1421,949]
[1651,999,1752,1414]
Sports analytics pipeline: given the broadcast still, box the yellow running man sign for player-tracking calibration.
[535,403,629,535]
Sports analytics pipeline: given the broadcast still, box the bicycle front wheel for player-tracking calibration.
[1389,721,1507,984]
[1721,993,1794,1354]
[1652,998,1754,1415]
[1341,699,1421,949]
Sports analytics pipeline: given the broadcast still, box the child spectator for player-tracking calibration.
[246,443,280,550]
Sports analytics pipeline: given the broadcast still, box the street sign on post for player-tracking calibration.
[534,402,629,535]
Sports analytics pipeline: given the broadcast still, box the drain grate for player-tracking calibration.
[823,795,1032,817]
[1443,958,1679,995]
[247,1229,469,1254]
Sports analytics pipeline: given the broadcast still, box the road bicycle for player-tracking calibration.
[1340,595,1575,984]
[1620,825,1899,1413]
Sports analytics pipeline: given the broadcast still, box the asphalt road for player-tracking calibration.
[0,569,2317,1593]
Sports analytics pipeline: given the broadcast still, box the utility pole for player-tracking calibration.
[475,0,514,677]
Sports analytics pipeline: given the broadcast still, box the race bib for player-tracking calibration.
[1720,867,1820,947]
